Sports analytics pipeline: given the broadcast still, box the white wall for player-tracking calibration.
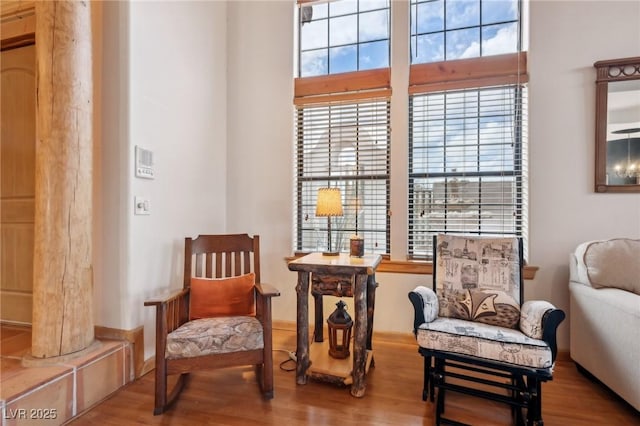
[97,0,131,335]
[527,0,640,348]
[226,0,297,317]
[98,0,229,357]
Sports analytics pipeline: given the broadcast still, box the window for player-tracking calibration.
[408,0,528,260]
[295,99,390,254]
[299,0,390,77]
[409,85,528,258]
[410,0,520,63]
[293,0,529,261]
[294,0,391,255]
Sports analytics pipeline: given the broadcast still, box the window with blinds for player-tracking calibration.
[407,0,528,260]
[408,85,528,259]
[295,98,390,254]
[294,0,391,256]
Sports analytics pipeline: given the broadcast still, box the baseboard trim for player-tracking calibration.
[272,319,296,333]
[94,325,144,378]
[141,356,155,377]
[272,320,415,345]
[373,330,415,345]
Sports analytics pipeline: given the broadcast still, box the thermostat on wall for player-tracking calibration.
[135,146,154,179]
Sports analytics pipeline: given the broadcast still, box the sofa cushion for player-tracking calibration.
[416,317,552,368]
[580,239,640,295]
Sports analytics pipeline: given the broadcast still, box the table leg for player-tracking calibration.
[350,273,368,397]
[366,274,378,367]
[296,271,310,385]
[313,292,323,342]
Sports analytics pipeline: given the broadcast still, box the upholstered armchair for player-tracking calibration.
[409,234,565,426]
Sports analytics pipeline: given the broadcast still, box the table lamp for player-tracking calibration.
[315,187,343,256]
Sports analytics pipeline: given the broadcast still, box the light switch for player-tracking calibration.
[134,196,150,215]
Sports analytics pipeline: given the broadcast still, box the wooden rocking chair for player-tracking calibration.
[144,234,280,414]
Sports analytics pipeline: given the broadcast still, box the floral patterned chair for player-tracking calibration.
[408,234,565,426]
[144,234,280,414]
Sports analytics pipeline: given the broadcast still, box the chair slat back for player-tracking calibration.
[184,234,260,288]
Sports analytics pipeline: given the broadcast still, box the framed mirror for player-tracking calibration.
[594,57,640,192]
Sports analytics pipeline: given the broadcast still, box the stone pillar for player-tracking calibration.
[31,0,94,358]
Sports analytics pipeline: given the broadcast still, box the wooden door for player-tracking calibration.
[1,44,36,324]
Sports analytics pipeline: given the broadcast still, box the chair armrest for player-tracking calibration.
[254,283,279,327]
[144,288,191,337]
[541,308,565,363]
[255,282,280,298]
[520,300,565,363]
[408,286,439,335]
[144,288,190,307]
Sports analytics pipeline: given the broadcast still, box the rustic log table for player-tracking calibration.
[287,252,382,397]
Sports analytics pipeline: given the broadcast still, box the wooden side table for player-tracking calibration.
[288,252,382,397]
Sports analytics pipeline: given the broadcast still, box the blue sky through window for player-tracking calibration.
[411,0,520,64]
[299,1,519,74]
[299,0,390,77]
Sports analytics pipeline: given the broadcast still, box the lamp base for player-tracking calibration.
[322,251,340,256]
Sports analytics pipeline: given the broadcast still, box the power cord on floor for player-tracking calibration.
[274,349,297,372]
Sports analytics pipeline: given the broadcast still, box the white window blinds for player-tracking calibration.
[295,97,391,254]
[408,84,528,259]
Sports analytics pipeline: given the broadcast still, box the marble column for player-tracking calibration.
[31,0,94,358]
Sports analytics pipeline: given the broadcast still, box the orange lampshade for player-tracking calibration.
[315,188,343,217]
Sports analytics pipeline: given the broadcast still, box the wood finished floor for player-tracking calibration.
[67,328,638,426]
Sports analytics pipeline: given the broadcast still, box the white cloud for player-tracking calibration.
[482,23,518,56]
[301,50,326,77]
[359,9,389,42]
[330,15,358,45]
[446,0,479,30]
[301,19,327,50]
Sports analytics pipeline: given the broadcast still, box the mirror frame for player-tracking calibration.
[594,57,640,193]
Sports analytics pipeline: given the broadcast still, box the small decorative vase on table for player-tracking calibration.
[350,235,364,257]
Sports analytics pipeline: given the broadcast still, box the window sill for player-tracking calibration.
[286,253,539,280]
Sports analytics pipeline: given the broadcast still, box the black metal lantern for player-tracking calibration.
[327,300,353,359]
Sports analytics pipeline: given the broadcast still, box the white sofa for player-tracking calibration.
[569,238,640,411]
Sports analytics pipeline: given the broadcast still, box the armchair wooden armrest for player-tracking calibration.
[144,288,190,307]
[144,287,191,338]
[254,282,280,326]
[255,282,280,298]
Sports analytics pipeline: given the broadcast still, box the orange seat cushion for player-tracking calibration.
[189,273,256,320]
